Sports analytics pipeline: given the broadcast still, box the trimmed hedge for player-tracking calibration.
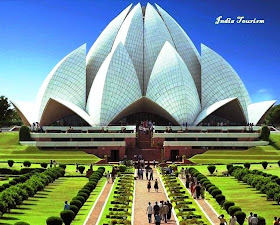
[0,167,65,216]
[46,216,63,225]
[207,165,216,174]
[19,126,31,141]
[46,167,106,225]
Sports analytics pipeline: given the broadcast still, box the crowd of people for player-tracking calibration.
[139,120,155,134]
[218,212,261,225]
[146,201,173,224]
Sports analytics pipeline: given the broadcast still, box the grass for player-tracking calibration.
[190,145,280,164]
[72,177,107,225]
[270,133,280,149]
[194,165,280,225]
[0,177,88,225]
[0,132,100,164]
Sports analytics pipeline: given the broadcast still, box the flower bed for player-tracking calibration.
[100,174,134,225]
[161,171,207,225]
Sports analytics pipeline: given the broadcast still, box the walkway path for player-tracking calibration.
[178,177,219,225]
[84,182,112,225]
[133,168,177,225]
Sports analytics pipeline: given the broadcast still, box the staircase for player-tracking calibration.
[134,131,162,161]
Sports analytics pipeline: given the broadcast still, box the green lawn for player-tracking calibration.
[190,146,280,164]
[270,133,280,149]
[0,132,100,164]
[72,177,107,225]
[0,177,88,225]
[194,165,280,225]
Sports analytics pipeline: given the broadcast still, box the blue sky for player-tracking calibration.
[0,0,279,104]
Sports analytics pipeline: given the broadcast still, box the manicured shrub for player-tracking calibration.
[207,165,216,174]
[260,125,270,141]
[41,163,48,168]
[78,166,85,174]
[0,186,5,192]
[69,205,79,215]
[19,126,31,141]
[208,186,217,193]
[258,216,266,225]
[228,206,241,216]
[206,183,215,191]
[23,161,31,167]
[46,216,63,225]
[278,161,280,167]
[9,180,17,185]
[234,211,246,225]
[261,161,268,169]
[14,222,30,225]
[215,194,225,205]
[72,196,85,204]
[227,164,233,171]
[119,165,127,172]
[7,160,14,167]
[223,201,235,212]
[60,210,75,225]
[275,178,280,185]
[79,189,91,196]
[211,189,222,197]
[70,200,83,209]
[77,192,88,200]
[3,183,11,189]
[244,163,250,169]
[59,164,66,169]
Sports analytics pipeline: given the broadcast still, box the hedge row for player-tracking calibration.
[162,170,207,225]
[231,166,280,204]
[0,167,45,175]
[46,167,105,225]
[0,167,65,217]
[188,167,251,225]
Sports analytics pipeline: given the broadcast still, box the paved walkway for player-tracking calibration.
[178,177,220,225]
[85,182,112,225]
[133,168,177,225]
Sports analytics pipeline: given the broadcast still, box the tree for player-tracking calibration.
[0,96,22,126]
[207,165,216,174]
[260,125,270,141]
[265,104,280,126]
[0,96,12,125]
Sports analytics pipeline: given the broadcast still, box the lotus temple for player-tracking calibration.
[13,3,276,161]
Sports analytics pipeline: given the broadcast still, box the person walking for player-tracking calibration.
[147,180,151,192]
[195,182,201,199]
[218,214,227,225]
[106,171,110,183]
[155,213,161,225]
[180,167,185,179]
[190,182,196,198]
[247,212,253,225]
[154,179,159,192]
[251,214,258,225]
[146,202,153,223]
[201,184,205,199]
[153,202,160,220]
[229,215,237,225]
[167,200,172,220]
[186,175,190,188]
[150,169,154,180]
[162,202,169,223]
[146,168,149,180]
[64,201,70,210]
[273,217,278,225]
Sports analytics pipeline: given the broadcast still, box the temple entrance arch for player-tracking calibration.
[109,97,179,126]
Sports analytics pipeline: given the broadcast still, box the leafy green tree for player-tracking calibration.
[265,104,280,126]
[0,96,22,126]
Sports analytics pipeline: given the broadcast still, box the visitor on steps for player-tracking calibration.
[146,202,153,223]
[150,169,153,180]
[154,179,159,192]
[146,168,149,180]
[147,180,151,192]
